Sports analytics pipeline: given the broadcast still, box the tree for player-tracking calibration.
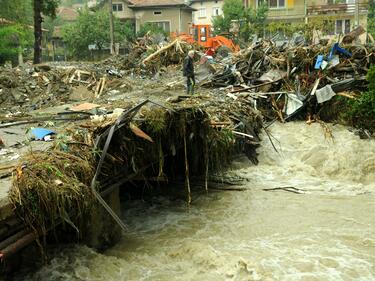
[241,4,268,40]
[61,10,131,58]
[0,0,33,24]
[212,0,243,34]
[345,66,375,130]
[0,24,33,64]
[212,0,268,41]
[43,15,64,41]
[137,22,168,38]
[33,0,60,64]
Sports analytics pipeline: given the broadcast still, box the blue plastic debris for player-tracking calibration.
[314,55,324,69]
[328,42,352,61]
[31,128,56,141]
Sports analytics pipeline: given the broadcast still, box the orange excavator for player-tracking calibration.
[176,24,240,56]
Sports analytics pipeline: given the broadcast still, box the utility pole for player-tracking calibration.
[108,0,115,55]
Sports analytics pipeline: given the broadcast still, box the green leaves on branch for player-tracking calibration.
[265,18,335,41]
[212,0,268,41]
[345,66,375,130]
[61,10,134,58]
[0,0,33,24]
[0,24,33,64]
[40,0,60,18]
[137,23,167,38]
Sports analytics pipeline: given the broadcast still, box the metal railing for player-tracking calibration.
[307,2,368,15]
[266,4,306,19]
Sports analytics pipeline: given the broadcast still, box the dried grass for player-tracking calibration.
[9,149,94,236]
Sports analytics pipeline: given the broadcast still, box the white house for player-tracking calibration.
[189,0,223,25]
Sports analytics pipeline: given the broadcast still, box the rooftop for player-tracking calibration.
[56,7,79,21]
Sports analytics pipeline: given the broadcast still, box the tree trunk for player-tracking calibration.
[33,0,43,64]
[108,0,115,55]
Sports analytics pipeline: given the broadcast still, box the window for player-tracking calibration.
[269,0,285,8]
[199,8,206,18]
[153,11,162,15]
[200,26,207,42]
[212,7,221,16]
[148,21,170,32]
[256,0,268,7]
[335,19,350,34]
[112,3,123,12]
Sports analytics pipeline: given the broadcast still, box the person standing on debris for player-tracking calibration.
[183,50,195,95]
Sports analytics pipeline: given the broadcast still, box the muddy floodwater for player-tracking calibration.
[19,122,375,281]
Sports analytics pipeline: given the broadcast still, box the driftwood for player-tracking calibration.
[263,186,305,194]
[0,231,36,261]
[143,39,180,64]
[342,26,365,44]
[207,186,247,191]
[230,77,285,93]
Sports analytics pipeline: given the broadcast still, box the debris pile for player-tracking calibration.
[203,41,374,122]
[10,150,94,237]
[99,38,196,75]
[5,95,262,238]
[0,40,196,113]
[0,64,71,111]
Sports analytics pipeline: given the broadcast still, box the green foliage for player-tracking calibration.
[0,0,33,24]
[345,66,375,130]
[241,4,268,41]
[0,24,33,64]
[40,0,61,18]
[137,22,168,38]
[212,0,244,34]
[212,0,268,41]
[122,21,136,42]
[212,15,231,34]
[43,15,64,40]
[368,0,375,37]
[265,17,335,41]
[61,10,131,58]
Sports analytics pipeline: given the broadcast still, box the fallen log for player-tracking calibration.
[142,39,179,64]
[0,231,36,261]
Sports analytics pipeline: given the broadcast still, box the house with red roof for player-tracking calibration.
[128,0,195,34]
[98,0,195,34]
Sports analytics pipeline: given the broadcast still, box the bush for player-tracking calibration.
[0,24,32,65]
[345,66,375,130]
[136,23,167,38]
[62,10,134,59]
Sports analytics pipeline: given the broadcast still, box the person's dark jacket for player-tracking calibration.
[183,56,194,77]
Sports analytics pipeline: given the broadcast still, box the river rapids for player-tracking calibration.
[16,122,375,281]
